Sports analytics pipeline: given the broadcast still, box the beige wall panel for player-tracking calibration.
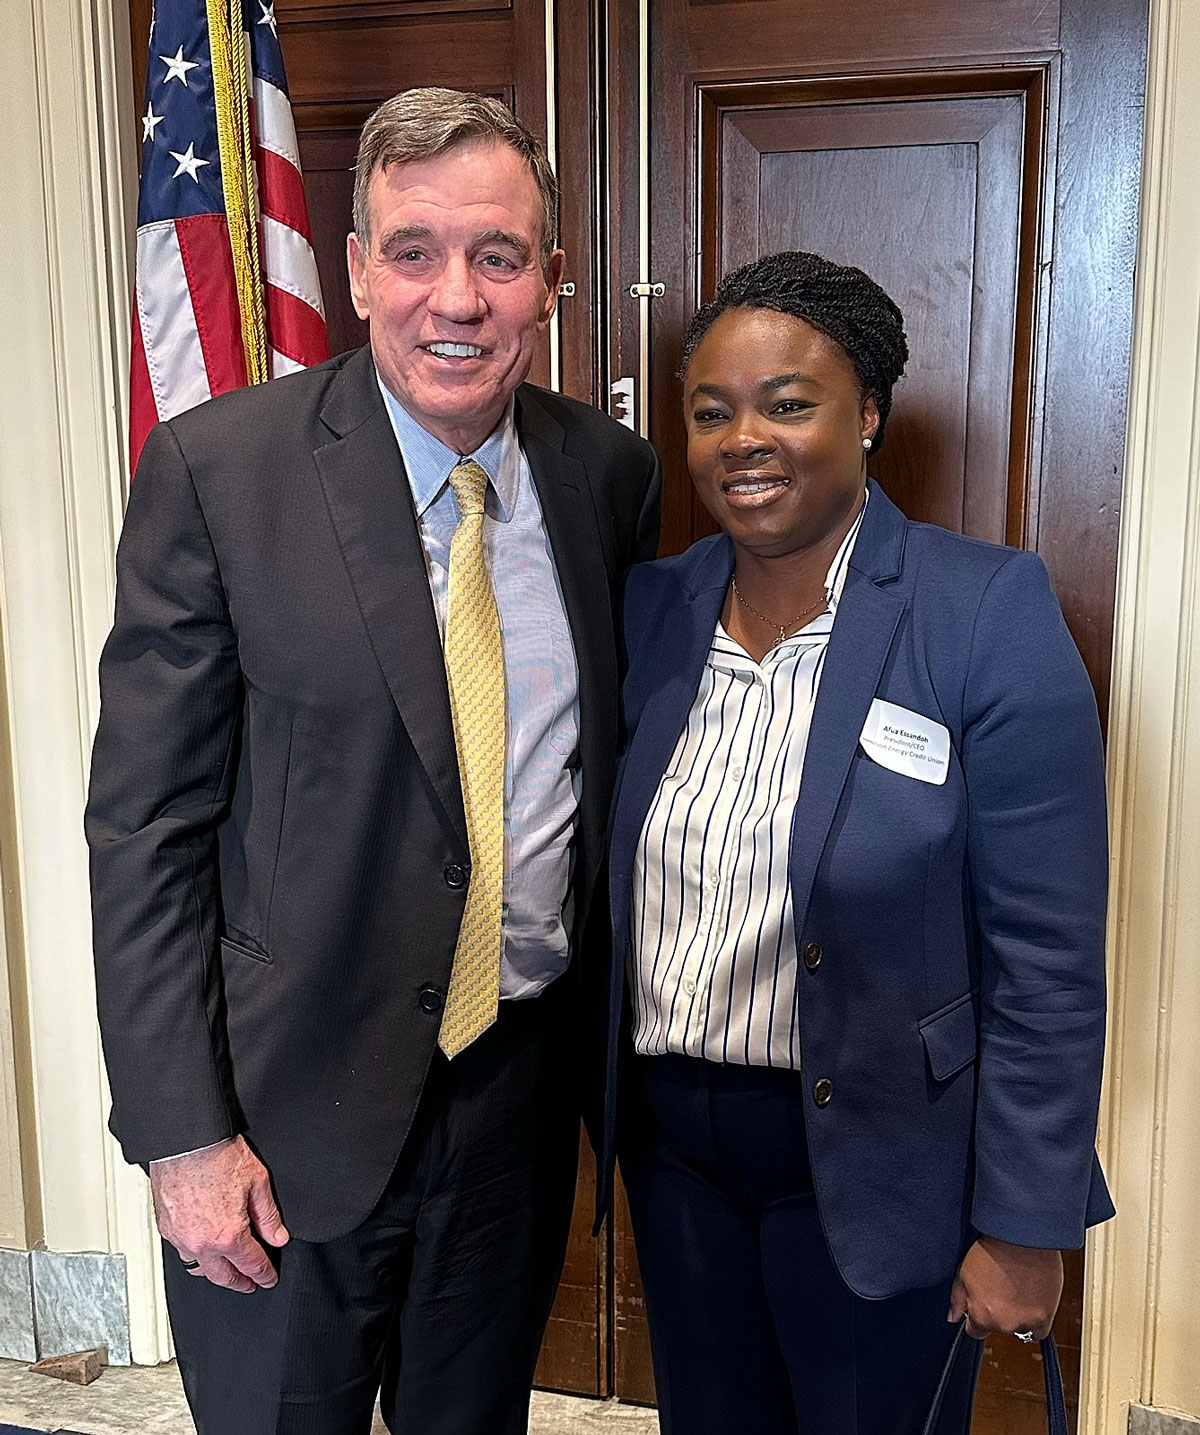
[1084,0,1200,1428]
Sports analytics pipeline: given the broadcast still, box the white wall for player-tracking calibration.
[0,0,171,1364]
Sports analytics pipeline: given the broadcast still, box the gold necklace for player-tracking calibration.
[731,576,827,649]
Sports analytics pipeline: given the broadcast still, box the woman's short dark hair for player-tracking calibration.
[680,251,909,454]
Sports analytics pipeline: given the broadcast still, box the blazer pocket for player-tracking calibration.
[918,992,978,1081]
[220,931,272,965]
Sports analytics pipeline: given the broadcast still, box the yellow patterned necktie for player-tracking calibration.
[438,458,506,1057]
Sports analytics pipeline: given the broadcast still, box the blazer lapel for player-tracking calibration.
[516,388,617,889]
[787,483,908,925]
[610,537,733,913]
[312,348,467,853]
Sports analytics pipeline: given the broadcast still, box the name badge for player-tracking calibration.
[859,699,950,786]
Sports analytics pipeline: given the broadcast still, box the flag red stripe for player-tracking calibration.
[256,144,315,243]
[174,214,248,396]
[266,281,330,367]
[128,299,158,474]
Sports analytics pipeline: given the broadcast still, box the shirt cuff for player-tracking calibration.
[149,1137,234,1165]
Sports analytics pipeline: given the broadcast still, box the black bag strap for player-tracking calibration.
[924,1325,1068,1435]
[922,1323,973,1435]
[1042,1332,1069,1435]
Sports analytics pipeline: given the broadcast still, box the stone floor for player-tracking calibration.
[0,1359,659,1434]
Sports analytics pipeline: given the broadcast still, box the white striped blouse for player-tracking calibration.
[629,494,868,1068]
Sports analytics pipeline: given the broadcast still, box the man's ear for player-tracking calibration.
[539,249,567,326]
[347,231,370,322]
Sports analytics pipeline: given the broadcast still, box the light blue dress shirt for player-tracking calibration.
[378,378,582,1000]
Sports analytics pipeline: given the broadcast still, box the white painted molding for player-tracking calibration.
[0,0,170,1364]
[1082,0,1200,1428]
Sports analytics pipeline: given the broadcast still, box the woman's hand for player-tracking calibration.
[947,1235,1063,1340]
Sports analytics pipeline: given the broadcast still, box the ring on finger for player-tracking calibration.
[180,1258,201,1271]
[1013,1329,1036,1344]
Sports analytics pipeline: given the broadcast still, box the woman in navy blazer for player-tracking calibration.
[604,252,1113,1434]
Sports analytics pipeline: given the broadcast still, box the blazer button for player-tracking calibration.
[444,863,467,889]
[418,986,444,1014]
[803,941,823,972]
[813,1077,834,1108]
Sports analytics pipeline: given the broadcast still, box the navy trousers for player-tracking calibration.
[620,1053,981,1435]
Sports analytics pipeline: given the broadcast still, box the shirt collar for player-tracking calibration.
[376,371,520,521]
[824,487,869,615]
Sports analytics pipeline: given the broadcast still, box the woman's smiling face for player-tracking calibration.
[683,306,878,561]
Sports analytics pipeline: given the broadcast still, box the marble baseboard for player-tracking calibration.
[30,1251,130,1367]
[0,1251,36,1362]
[1130,1406,1200,1434]
[0,1250,129,1366]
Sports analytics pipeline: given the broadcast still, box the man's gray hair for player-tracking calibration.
[352,88,559,264]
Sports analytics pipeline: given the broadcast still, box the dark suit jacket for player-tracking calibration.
[86,344,660,1242]
[604,481,1113,1299]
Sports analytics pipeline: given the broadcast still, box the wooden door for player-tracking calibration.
[605,0,1148,1427]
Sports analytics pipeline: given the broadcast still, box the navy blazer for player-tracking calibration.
[604,481,1114,1300]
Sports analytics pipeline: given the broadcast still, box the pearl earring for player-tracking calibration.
[862,437,872,450]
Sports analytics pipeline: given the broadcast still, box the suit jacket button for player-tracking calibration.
[419,986,444,1014]
[813,1077,834,1108]
[803,942,823,972]
[444,863,467,889]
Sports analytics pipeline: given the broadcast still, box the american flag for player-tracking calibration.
[129,0,328,467]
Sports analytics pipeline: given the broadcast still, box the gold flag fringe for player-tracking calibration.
[206,0,269,385]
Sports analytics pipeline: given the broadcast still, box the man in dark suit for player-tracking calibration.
[86,87,659,1435]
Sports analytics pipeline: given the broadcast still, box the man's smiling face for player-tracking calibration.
[346,138,564,453]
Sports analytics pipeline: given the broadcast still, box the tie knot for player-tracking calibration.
[449,459,489,518]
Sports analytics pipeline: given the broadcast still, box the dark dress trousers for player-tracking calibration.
[85,344,660,1432]
[602,482,1113,1433]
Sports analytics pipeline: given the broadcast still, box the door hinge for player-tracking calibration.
[628,281,665,298]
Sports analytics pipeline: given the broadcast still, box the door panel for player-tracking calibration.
[685,0,1061,68]
[708,79,1040,544]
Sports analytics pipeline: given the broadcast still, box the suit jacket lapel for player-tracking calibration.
[312,348,467,853]
[516,388,616,890]
[787,483,908,925]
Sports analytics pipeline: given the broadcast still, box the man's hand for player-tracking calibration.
[947,1235,1063,1340]
[150,1136,290,1294]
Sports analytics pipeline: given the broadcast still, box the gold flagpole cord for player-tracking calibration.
[206,0,269,384]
